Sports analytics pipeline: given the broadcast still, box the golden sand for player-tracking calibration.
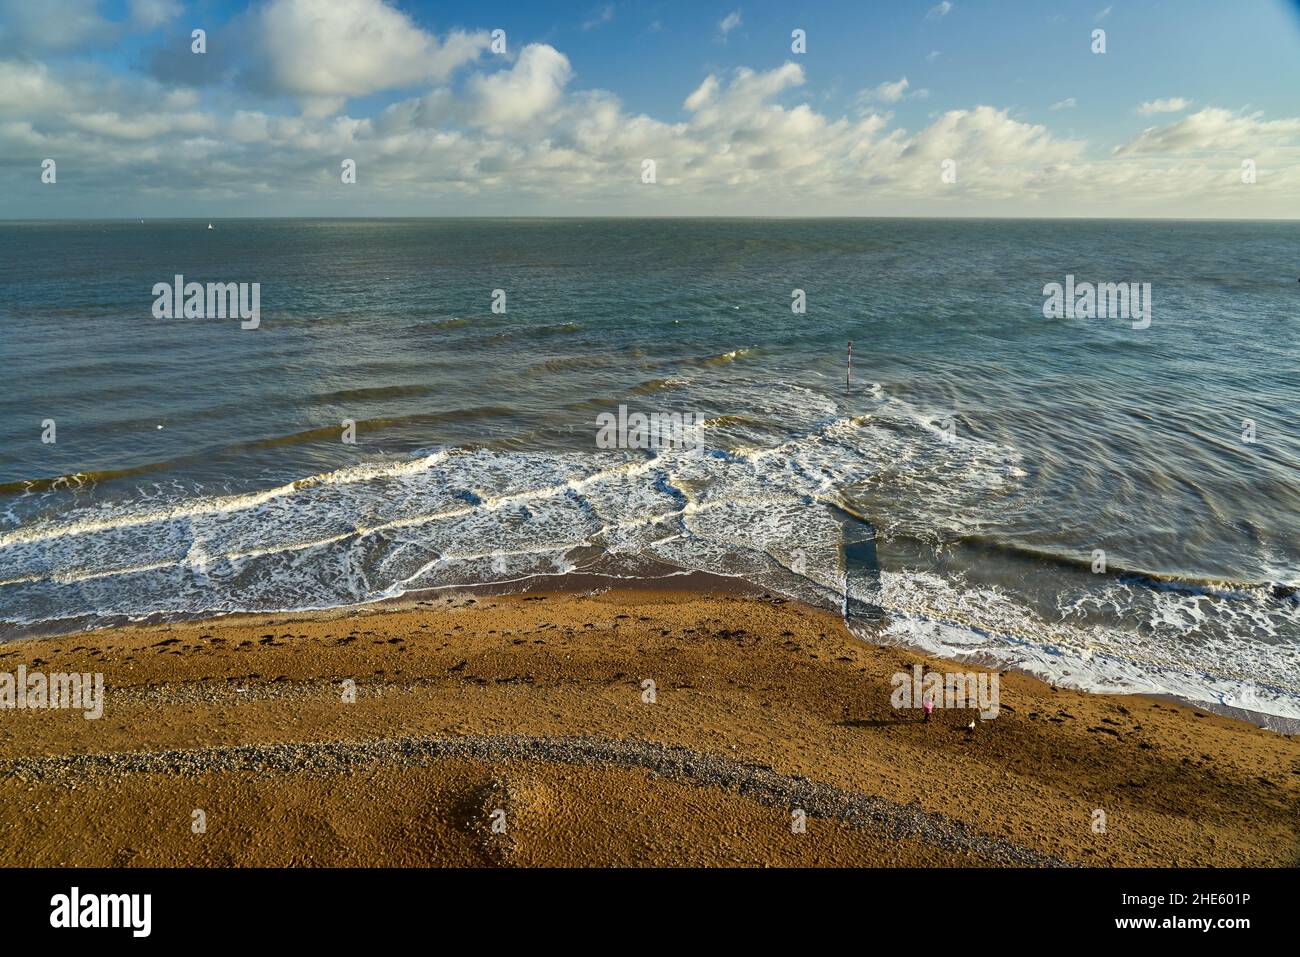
[0,587,1295,867]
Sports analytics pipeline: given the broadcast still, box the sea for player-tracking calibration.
[1,218,1297,722]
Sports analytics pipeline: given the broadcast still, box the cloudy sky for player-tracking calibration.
[3,0,1300,218]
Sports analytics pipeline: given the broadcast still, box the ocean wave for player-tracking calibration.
[949,534,1295,597]
[0,384,1294,719]
[523,355,616,377]
[309,383,442,403]
[683,348,755,367]
[0,407,515,498]
[629,377,689,396]
[489,321,582,342]
[852,568,1300,719]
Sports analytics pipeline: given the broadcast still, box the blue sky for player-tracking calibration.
[4,0,1300,217]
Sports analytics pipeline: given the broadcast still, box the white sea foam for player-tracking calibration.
[1,385,1294,718]
[853,569,1300,719]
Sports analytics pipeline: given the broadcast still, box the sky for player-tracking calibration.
[2,0,1300,218]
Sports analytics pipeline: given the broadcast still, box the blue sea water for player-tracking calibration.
[0,218,1297,718]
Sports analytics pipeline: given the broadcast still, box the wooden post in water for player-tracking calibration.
[846,340,853,390]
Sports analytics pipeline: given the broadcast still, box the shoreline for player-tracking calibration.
[1,584,1296,867]
[4,568,1296,733]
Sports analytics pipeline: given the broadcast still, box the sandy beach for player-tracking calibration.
[0,585,1295,868]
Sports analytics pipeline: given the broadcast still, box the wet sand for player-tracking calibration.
[0,587,1295,867]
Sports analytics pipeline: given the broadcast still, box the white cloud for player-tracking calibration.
[69,109,214,140]
[1115,107,1300,155]
[927,2,953,20]
[902,106,1079,170]
[718,10,742,40]
[859,77,925,104]
[4,33,1300,219]
[0,0,115,52]
[685,62,803,120]
[129,0,181,29]
[1136,97,1192,115]
[683,75,720,112]
[229,110,272,143]
[250,0,488,104]
[581,4,615,30]
[468,44,573,128]
[0,60,71,113]
[1051,97,1077,111]
[1096,6,1113,20]
[926,50,942,62]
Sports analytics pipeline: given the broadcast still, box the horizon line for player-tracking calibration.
[4,215,1300,223]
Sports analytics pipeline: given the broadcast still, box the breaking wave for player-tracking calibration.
[1,382,1295,720]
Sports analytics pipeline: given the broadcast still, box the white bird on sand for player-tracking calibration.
[966,720,976,732]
